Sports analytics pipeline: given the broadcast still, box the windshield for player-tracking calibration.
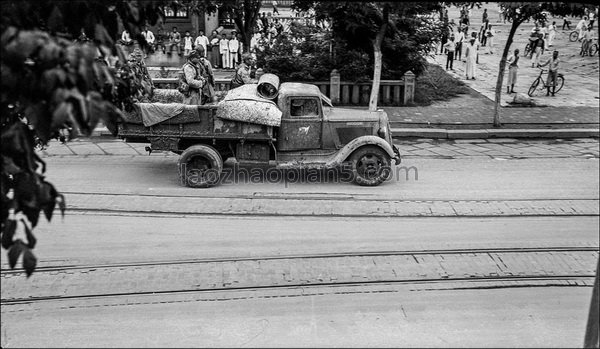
[321,93,333,116]
[320,93,333,107]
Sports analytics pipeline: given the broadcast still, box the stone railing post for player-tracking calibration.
[330,69,340,104]
[403,71,415,105]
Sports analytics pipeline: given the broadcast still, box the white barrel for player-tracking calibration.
[257,73,280,100]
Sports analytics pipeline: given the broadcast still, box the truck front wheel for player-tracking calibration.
[348,146,392,186]
[178,145,223,188]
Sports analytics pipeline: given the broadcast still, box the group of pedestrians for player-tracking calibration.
[437,6,574,98]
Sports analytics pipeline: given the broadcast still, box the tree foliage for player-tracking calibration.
[292,1,444,78]
[0,0,165,276]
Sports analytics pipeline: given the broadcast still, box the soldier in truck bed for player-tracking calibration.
[230,54,257,89]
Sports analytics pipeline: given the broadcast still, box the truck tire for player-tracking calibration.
[178,145,223,188]
[348,145,392,186]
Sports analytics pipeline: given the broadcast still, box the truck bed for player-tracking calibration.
[117,103,275,146]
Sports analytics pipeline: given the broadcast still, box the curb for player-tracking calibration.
[93,127,600,140]
[391,128,600,139]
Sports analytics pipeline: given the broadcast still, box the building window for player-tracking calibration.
[218,9,235,28]
[163,6,188,18]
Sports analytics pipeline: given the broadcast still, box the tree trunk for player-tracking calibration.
[233,0,261,53]
[493,19,520,127]
[368,23,387,111]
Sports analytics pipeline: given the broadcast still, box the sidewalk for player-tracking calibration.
[384,3,599,138]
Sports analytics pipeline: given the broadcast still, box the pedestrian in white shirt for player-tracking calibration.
[141,26,155,55]
[120,29,132,46]
[576,16,589,40]
[547,21,556,47]
[455,27,465,61]
[443,35,456,70]
[485,25,495,54]
[183,31,194,57]
[219,33,231,69]
[228,32,240,67]
[506,49,520,94]
[194,30,210,57]
[142,26,155,45]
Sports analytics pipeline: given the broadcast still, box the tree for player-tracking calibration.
[0,0,165,276]
[492,3,587,127]
[292,1,444,109]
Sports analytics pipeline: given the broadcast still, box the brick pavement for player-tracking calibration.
[2,250,597,302]
[382,3,600,132]
[435,3,599,108]
[38,137,600,159]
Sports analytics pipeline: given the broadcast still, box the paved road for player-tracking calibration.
[2,139,598,347]
[1,287,592,348]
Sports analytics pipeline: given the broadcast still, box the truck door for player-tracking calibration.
[278,97,322,151]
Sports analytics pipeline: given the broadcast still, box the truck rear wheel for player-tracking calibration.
[348,146,392,186]
[178,145,223,188]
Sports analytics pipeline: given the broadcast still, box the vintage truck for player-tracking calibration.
[115,82,401,187]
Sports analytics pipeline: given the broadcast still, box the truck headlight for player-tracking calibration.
[378,126,388,139]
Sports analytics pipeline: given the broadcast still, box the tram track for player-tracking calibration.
[2,247,597,305]
[55,191,600,218]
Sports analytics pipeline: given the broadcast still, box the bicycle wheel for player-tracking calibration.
[554,75,564,93]
[569,31,578,42]
[528,77,541,97]
[524,43,531,57]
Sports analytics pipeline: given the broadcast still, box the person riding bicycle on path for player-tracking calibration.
[576,16,589,40]
[537,50,560,97]
[530,33,545,67]
[527,27,540,58]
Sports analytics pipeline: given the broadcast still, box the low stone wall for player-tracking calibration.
[148,68,415,106]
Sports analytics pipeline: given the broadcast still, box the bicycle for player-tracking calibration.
[569,30,579,42]
[527,68,565,97]
[524,41,533,57]
[585,39,599,56]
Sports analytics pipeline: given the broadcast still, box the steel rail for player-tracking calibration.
[2,246,597,274]
[2,275,595,305]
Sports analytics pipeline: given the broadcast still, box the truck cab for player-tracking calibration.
[271,82,400,186]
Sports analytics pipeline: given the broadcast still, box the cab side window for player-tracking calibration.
[290,98,319,118]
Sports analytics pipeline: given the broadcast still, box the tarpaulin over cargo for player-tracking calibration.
[121,103,200,127]
[216,84,282,127]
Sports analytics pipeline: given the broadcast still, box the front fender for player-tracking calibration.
[327,135,400,167]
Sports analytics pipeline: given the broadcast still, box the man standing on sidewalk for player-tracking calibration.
[547,21,556,47]
[455,27,465,61]
[443,34,456,70]
[485,24,495,54]
[194,30,210,58]
[538,50,560,97]
[506,49,520,94]
[465,37,478,80]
